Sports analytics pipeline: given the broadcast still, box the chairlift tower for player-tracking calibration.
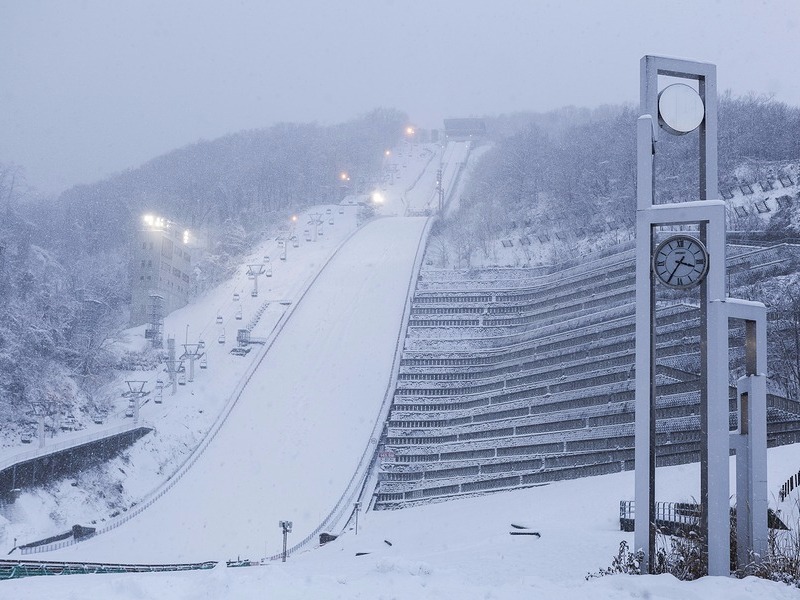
[163,338,184,396]
[123,380,147,423]
[308,213,322,242]
[246,264,265,297]
[180,343,203,383]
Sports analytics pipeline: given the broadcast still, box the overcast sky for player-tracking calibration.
[1,0,798,194]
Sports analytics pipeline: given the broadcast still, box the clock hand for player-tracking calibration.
[666,257,690,283]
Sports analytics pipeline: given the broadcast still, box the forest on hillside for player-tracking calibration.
[0,108,406,433]
[437,93,800,265]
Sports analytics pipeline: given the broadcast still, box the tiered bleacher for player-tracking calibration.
[373,241,800,509]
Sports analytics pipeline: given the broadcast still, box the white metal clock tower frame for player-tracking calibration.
[634,55,768,575]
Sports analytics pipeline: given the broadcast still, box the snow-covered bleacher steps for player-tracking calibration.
[386,388,713,451]
[405,299,637,347]
[375,240,800,508]
[413,261,634,310]
[401,322,641,374]
[396,348,636,393]
[411,267,634,321]
[406,293,636,343]
[394,361,634,398]
[415,244,635,292]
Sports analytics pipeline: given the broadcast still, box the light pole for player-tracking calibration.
[279,520,292,562]
[354,502,361,535]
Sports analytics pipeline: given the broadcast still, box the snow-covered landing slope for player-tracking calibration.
[46,216,428,564]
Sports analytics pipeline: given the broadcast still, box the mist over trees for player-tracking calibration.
[2,93,799,432]
[443,93,800,263]
[0,108,407,431]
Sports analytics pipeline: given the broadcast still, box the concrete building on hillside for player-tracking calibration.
[130,214,193,330]
[443,118,486,141]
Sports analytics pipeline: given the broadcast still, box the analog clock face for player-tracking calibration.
[652,235,709,289]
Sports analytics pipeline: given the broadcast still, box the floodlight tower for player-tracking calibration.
[146,293,165,349]
[247,264,265,297]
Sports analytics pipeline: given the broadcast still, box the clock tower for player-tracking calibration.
[634,56,768,576]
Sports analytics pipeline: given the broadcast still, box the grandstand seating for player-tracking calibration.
[373,241,800,509]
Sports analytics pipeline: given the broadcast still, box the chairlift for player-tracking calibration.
[178,372,186,385]
[328,217,334,225]
[235,308,243,320]
[338,207,344,214]
[216,315,223,325]
[218,332,226,344]
[251,290,258,298]
[200,355,208,369]
[21,432,33,444]
[292,236,299,248]
[304,229,311,241]
[233,293,240,301]
[125,407,134,418]
[92,414,105,425]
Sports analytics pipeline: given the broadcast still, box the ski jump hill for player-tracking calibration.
[15,139,800,567]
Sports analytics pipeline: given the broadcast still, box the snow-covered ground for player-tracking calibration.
[6,444,800,599]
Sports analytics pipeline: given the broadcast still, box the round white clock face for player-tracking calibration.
[658,83,705,135]
[652,235,709,289]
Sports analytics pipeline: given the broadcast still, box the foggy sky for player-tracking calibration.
[1,0,798,194]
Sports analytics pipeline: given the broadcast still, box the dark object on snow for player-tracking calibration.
[355,552,370,557]
[509,523,541,537]
[72,524,96,540]
[319,533,338,545]
[384,540,393,546]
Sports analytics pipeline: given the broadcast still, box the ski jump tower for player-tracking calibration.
[634,55,768,575]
